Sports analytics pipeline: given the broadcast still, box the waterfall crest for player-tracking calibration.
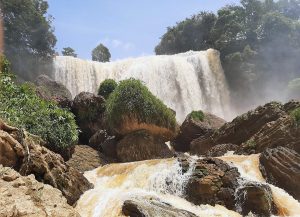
[52,49,232,122]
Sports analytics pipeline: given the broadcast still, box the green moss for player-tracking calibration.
[190,110,205,121]
[98,79,118,99]
[291,108,300,127]
[245,139,256,148]
[0,68,78,150]
[106,78,177,131]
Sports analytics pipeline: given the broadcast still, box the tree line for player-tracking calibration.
[155,0,300,110]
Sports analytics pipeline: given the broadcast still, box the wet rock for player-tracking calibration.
[0,165,79,217]
[72,92,106,144]
[173,112,225,152]
[67,145,110,172]
[236,182,277,217]
[179,157,240,210]
[0,119,93,205]
[100,135,119,159]
[89,129,109,150]
[35,74,73,109]
[204,144,238,157]
[117,130,174,162]
[190,132,215,155]
[122,196,197,217]
[259,147,300,201]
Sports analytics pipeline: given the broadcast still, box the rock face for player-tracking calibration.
[236,182,277,217]
[173,112,225,152]
[0,165,79,217]
[117,130,174,162]
[179,157,240,210]
[122,196,197,217]
[35,74,73,109]
[67,145,109,172]
[72,92,106,143]
[190,101,300,155]
[259,147,300,201]
[204,144,238,157]
[0,119,93,205]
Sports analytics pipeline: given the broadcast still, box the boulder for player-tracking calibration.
[0,119,93,205]
[117,130,174,162]
[0,165,79,217]
[179,157,240,210]
[173,111,225,152]
[236,182,277,217]
[122,196,197,217]
[72,92,106,144]
[89,129,109,150]
[259,147,300,201]
[67,145,110,172]
[204,144,238,157]
[35,74,73,109]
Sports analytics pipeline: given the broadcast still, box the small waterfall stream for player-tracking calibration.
[52,49,232,122]
[75,155,300,217]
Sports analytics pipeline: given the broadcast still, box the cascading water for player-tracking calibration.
[76,155,300,217]
[52,49,232,122]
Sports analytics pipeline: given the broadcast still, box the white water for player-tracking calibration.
[76,155,300,217]
[52,49,232,122]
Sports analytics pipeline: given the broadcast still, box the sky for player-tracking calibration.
[48,0,240,60]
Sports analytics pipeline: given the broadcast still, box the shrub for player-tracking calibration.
[106,78,177,131]
[98,79,118,99]
[190,110,205,121]
[0,71,78,151]
[291,108,300,126]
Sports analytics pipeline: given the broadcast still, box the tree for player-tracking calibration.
[92,43,111,62]
[0,0,57,80]
[62,47,77,57]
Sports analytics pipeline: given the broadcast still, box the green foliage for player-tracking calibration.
[0,71,78,150]
[98,79,118,99]
[190,111,205,122]
[62,47,77,57]
[92,43,111,62]
[106,78,176,130]
[291,108,300,126]
[0,0,56,80]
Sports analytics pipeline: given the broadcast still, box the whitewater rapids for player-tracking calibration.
[52,49,232,122]
[75,154,300,217]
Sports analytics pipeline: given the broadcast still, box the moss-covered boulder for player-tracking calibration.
[98,79,118,99]
[106,78,177,140]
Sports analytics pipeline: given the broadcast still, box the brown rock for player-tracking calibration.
[0,119,93,205]
[122,196,197,217]
[173,112,225,152]
[204,144,238,157]
[117,130,174,162]
[0,165,79,217]
[180,157,240,210]
[259,147,300,201]
[35,74,73,109]
[67,145,110,172]
[72,92,106,144]
[236,182,277,217]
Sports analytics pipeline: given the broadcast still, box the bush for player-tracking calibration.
[106,78,177,131]
[291,108,300,126]
[98,79,118,99]
[0,66,78,151]
[190,110,205,121]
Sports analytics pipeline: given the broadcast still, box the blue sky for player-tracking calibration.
[48,0,240,60]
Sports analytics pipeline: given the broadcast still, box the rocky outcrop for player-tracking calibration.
[117,130,174,162]
[67,145,110,172]
[35,74,73,109]
[72,92,106,143]
[190,101,300,155]
[179,157,240,210]
[204,144,238,157]
[236,182,277,217]
[0,165,79,217]
[0,119,93,205]
[89,129,109,150]
[173,112,225,152]
[259,147,300,201]
[122,196,197,217]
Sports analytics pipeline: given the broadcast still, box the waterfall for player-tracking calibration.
[52,49,232,122]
